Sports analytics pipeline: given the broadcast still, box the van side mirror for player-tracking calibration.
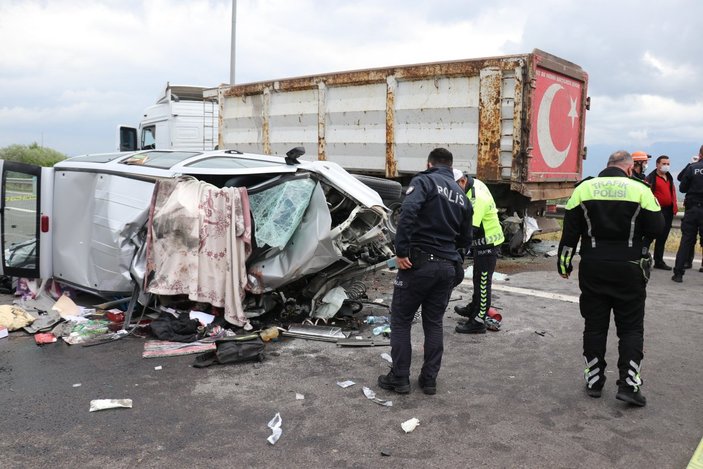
[119,126,138,151]
[285,146,305,165]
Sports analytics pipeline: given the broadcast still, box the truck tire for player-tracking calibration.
[352,175,402,202]
[385,200,402,238]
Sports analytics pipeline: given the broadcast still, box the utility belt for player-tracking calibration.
[410,247,453,268]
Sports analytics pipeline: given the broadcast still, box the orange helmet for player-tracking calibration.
[631,151,650,162]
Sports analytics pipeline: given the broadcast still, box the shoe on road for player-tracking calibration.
[672,274,683,283]
[378,371,410,394]
[586,385,602,398]
[418,375,437,395]
[455,318,487,334]
[653,261,672,270]
[616,388,647,407]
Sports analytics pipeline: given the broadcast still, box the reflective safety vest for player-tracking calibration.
[468,179,504,247]
[559,167,663,264]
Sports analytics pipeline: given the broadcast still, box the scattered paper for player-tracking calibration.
[189,311,215,326]
[89,399,133,412]
[401,417,420,433]
[373,299,385,304]
[295,393,305,400]
[73,383,82,388]
[337,380,356,388]
[154,366,163,371]
[380,353,392,364]
[52,294,81,318]
[267,413,282,445]
[363,386,393,407]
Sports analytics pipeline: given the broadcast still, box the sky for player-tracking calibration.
[1,0,702,176]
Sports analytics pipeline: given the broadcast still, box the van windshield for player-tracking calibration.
[122,151,201,168]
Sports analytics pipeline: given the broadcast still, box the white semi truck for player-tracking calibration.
[118,83,219,152]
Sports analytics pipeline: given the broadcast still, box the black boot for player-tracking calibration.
[455,317,486,334]
[378,370,410,394]
[454,302,476,318]
[616,387,647,407]
[585,384,602,398]
[418,374,437,395]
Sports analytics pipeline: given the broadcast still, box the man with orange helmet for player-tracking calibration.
[631,151,651,181]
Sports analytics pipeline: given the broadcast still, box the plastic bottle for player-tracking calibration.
[366,315,389,325]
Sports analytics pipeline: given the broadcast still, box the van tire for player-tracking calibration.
[352,175,402,202]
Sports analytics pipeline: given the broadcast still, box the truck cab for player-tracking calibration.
[118,84,219,152]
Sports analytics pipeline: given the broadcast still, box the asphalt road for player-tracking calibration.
[1,253,702,468]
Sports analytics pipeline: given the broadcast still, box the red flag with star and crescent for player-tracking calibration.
[528,66,584,181]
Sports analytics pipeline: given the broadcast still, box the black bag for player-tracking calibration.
[149,312,203,343]
[193,338,265,368]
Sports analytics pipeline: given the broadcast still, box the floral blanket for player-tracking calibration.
[146,177,251,327]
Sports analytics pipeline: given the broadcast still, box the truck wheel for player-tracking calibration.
[352,175,402,201]
[385,200,402,238]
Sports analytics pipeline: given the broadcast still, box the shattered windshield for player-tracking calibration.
[249,178,316,248]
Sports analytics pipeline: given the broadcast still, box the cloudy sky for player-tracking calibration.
[1,0,702,175]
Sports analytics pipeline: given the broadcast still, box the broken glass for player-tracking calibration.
[249,178,316,248]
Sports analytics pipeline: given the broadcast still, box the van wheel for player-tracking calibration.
[352,175,402,201]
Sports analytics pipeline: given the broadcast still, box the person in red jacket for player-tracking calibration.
[645,155,678,270]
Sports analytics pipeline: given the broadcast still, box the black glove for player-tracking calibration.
[557,245,575,277]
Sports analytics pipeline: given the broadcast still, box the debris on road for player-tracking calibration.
[34,333,57,344]
[401,417,420,433]
[336,380,355,388]
[143,340,216,359]
[295,393,304,400]
[362,386,393,407]
[0,305,35,331]
[267,413,283,445]
[380,353,392,363]
[89,399,133,412]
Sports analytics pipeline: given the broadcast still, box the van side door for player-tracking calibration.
[0,161,53,279]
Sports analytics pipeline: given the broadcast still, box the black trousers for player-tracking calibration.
[472,247,497,320]
[390,260,455,380]
[652,205,674,263]
[578,259,646,390]
[674,205,703,276]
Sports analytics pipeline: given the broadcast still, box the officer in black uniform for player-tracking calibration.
[672,144,703,282]
[558,150,663,407]
[378,148,473,395]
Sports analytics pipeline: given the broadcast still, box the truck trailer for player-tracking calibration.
[209,49,589,252]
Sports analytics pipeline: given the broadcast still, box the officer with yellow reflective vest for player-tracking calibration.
[452,169,505,334]
[558,150,663,407]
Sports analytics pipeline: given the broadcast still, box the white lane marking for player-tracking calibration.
[460,279,579,303]
[383,267,580,303]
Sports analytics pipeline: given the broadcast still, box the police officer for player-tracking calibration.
[378,148,473,395]
[558,150,663,407]
[452,170,505,334]
[672,144,703,283]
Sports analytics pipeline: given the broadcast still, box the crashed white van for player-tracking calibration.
[0,149,394,319]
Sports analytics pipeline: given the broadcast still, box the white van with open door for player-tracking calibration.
[0,150,393,323]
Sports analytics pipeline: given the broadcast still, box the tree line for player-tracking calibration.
[0,143,66,167]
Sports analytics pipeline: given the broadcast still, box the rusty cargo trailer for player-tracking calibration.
[211,49,588,243]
